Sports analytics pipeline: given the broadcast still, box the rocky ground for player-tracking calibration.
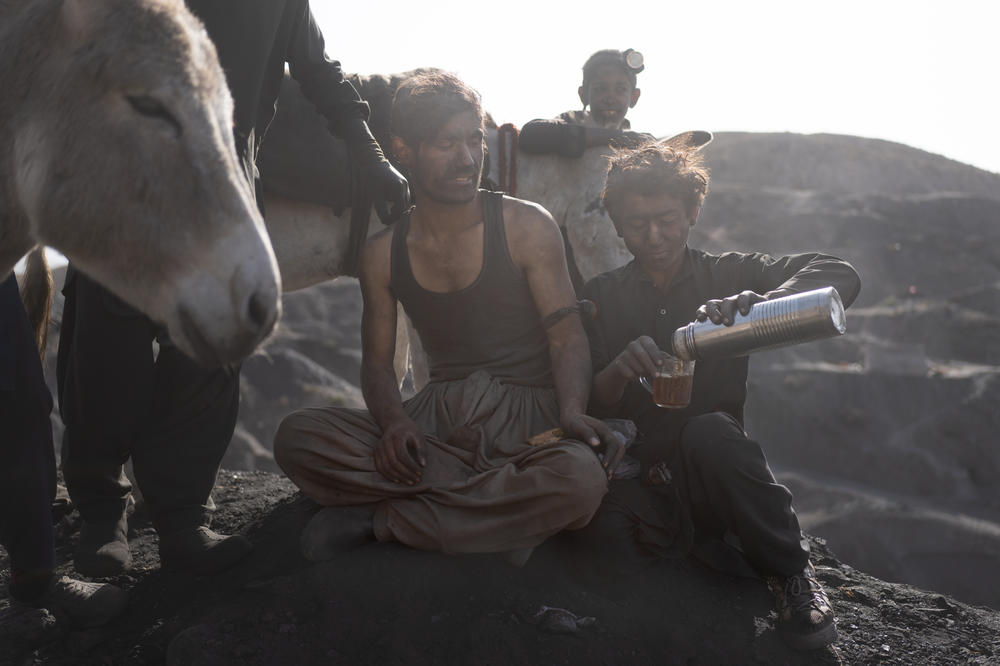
[2,470,999,665]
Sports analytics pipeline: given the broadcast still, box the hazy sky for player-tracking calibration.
[313,0,999,175]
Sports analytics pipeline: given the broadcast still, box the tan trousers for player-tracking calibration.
[274,371,607,554]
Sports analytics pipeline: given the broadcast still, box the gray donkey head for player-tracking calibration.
[2,0,281,365]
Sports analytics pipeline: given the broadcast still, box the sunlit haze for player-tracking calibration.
[16,1,997,274]
[313,0,999,175]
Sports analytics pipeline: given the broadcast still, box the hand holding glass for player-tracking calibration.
[639,351,696,409]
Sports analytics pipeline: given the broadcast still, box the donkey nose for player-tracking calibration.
[244,288,280,338]
[247,289,276,329]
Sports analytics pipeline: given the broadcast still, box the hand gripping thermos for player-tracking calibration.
[671,287,847,361]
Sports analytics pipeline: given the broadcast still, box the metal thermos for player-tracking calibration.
[670,287,846,361]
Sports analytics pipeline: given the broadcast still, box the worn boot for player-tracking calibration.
[35,576,129,628]
[768,562,838,650]
[75,515,131,578]
[300,505,376,562]
[158,526,252,575]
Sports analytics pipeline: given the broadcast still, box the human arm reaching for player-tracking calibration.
[519,118,652,158]
[286,3,410,223]
[696,252,862,326]
[507,201,624,477]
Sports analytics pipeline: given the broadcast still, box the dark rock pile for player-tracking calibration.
[3,471,998,665]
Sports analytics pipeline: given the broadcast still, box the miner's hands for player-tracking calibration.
[375,416,426,485]
[561,412,625,480]
[342,118,411,224]
[608,335,663,382]
[368,160,411,225]
[609,130,652,149]
[695,290,768,326]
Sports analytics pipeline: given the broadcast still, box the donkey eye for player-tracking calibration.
[126,95,182,135]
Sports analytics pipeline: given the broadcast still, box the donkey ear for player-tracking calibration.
[661,130,714,152]
[60,0,97,42]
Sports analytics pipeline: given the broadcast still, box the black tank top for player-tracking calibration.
[390,191,553,387]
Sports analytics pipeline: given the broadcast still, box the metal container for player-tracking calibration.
[671,286,846,361]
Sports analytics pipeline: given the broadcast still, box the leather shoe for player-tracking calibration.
[36,576,128,628]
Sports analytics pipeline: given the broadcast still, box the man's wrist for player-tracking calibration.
[559,406,587,424]
[374,409,411,433]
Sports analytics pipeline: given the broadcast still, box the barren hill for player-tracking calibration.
[697,132,1000,609]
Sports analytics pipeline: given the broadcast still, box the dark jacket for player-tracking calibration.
[185,0,371,185]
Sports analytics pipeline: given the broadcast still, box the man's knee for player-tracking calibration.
[680,412,760,469]
[550,443,608,515]
[273,411,313,476]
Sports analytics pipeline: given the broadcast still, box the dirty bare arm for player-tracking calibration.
[359,232,426,485]
[507,200,624,477]
[519,119,651,158]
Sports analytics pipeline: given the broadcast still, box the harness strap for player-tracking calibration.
[497,123,518,196]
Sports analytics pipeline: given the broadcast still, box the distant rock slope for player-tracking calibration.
[691,132,1000,609]
[704,131,1000,198]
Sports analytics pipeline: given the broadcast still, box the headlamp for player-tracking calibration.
[622,49,645,74]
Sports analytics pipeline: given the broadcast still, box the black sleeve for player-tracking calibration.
[737,252,862,308]
[580,277,613,374]
[285,3,370,138]
[581,277,628,418]
[518,119,588,158]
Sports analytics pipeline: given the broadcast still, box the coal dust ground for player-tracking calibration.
[2,470,998,665]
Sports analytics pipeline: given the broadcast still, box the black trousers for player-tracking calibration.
[0,273,56,601]
[570,411,809,579]
[56,270,240,536]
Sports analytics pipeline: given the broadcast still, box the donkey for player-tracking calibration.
[1,0,281,366]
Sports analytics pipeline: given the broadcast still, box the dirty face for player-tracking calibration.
[398,109,484,205]
[579,64,639,129]
[615,192,696,278]
[17,0,280,365]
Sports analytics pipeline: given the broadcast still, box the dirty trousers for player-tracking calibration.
[570,411,809,579]
[274,371,608,554]
[56,270,239,535]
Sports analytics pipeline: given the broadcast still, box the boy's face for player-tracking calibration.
[579,64,640,129]
[615,192,697,275]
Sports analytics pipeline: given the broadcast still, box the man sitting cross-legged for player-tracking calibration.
[274,72,623,564]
